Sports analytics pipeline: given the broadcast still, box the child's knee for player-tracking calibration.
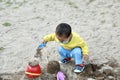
[58,46,63,53]
[72,48,82,56]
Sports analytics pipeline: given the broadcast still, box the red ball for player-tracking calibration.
[25,64,42,78]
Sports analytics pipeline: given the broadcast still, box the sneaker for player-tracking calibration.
[59,58,71,64]
[74,64,85,73]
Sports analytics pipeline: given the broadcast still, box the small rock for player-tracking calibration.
[0,77,3,80]
[103,69,113,76]
[107,76,115,80]
[87,78,95,80]
[115,68,120,80]
[107,59,118,67]
[115,68,120,76]
[96,76,104,80]
[76,77,87,80]
[94,71,103,77]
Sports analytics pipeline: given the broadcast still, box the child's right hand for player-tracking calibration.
[37,42,46,49]
[34,42,46,58]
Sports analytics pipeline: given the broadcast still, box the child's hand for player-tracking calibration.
[37,42,46,49]
[83,54,89,61]
[34,43,46,58]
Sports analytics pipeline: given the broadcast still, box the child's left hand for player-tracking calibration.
[83,54,89,61]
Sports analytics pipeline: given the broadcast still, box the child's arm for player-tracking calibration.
[37,33,56,49]
[81,42,89,61]
[35,33,56,58]
[43,33,56,42]
[78,37,89,61]
[78,38,88,54]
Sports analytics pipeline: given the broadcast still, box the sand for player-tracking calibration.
[0,0,120,80]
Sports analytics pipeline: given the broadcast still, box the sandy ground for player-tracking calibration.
[0,0,120,80]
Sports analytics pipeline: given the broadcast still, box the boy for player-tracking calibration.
[37,23,89,73]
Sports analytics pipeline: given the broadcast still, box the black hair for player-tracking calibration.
[56,23,71,38]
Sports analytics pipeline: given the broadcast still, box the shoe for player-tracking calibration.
[59,58,71,64]
[74,64,85,73]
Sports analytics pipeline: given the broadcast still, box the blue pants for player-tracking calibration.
[58,46,83,65]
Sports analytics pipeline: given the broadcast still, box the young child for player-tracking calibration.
[37,23,89,73]
[47,60,67,80]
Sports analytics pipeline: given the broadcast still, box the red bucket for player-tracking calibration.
[25,64,41,78]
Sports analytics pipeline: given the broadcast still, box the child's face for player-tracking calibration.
[56,34,71,44]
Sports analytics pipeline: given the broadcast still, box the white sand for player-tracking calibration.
[0,0,120,79]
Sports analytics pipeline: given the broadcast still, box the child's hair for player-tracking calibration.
[47,60,60,74]
[56,23,71,38]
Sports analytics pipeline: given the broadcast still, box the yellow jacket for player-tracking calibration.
[43,32,88,55]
